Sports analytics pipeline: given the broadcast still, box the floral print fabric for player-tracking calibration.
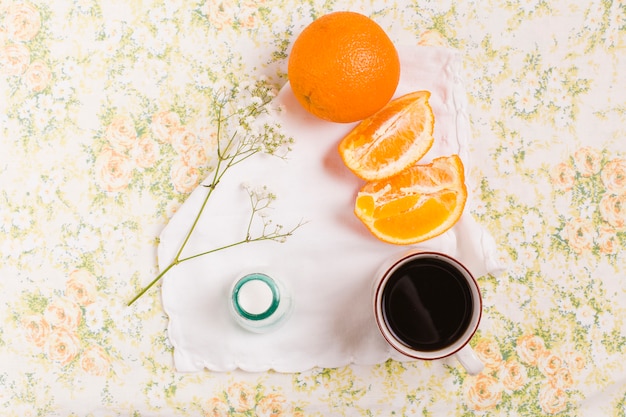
[1,0,624,415]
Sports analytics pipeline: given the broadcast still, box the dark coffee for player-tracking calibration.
[381,257,473,352]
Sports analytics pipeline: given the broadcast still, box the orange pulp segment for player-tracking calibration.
[354,154,467,244]
[338,90,435,181]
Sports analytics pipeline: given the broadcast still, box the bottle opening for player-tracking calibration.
[232,273,280,321]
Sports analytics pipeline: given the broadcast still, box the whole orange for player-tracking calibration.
[287,11,400,123]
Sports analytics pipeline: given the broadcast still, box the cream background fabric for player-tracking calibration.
[2,1,625,415]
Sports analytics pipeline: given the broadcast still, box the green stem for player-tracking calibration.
[127,179,218,307]
[172,107,227,262]
[176,239,251,264]
[127,262,176,306]
[127,146,253,306]
[127,230,297,306]
[173,177,217,261]
[126,85,293,307]
[176,230,295,264]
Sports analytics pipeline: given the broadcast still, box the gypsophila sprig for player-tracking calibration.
[241,184,304,243]
[128,79,301,306]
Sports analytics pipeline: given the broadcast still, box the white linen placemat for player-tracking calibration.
[159,45,502,373]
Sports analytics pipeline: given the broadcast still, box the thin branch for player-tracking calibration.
[127,80,300,306]
[127,262,176,306]
[178,222,303,264]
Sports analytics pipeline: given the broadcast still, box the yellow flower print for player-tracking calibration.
[204,396,229,417]
[550,161,576,192]
[417,30,450,47]
[43,297,82,331]
[573,146,602,177]
[597,226,619,254]
[21,314,51,348]
[563,217,595,254]
[171,126,198,155]
[202,1,258,30]
[181,143,208,168]
[0,42,30,76]
[466,373,503,411]
[474,339,503,370]
[516,334,547,365]
[538,383,568,414]
[239,0,260,27]
[601,158,626,194]
[513,82,539,114]
[132,135,160,169]
[105,115,138,153]
[501,359,528,391]
[83,302,105,332]
[564,349,586,373]
[66,269,98,306]
[4,2,41,42]
[170,160,199,194]
[80,345,111,377]
[257,393,287,417]
[599,193,626,230]
[202,2,236,31]
[550,367,574,390]
[95,147,134,192]
[46,327,81,366]
[575,304,596,327]
[24,60,52,92]
[537,351,563,377]
[151,110,181,144]
[226,381,256,413]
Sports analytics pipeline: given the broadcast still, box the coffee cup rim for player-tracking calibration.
[373,250,482,360]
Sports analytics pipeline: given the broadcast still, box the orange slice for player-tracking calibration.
[354,155,467,244]
[338,90,435,181]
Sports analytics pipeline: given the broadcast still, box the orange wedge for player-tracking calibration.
[354,155,467,245]
[338,90,435,181]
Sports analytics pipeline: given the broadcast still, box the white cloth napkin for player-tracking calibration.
[159,45,502,373]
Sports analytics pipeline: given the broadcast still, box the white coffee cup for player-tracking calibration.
[373,250,484,375]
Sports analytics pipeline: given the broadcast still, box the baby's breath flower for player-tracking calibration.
[241,115,253,125]
[128,78,303,306]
